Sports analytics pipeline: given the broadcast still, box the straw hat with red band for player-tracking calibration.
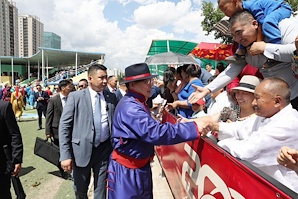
[123,63,158,83]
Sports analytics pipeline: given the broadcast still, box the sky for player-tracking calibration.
[13,0,218,71]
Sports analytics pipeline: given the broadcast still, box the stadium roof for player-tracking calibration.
[0,47,105,67]
[146,40,198,57]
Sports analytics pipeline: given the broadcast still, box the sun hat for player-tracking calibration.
[123,63,158,83]
[231,75,261,93]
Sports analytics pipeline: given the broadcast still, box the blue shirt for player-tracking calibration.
[243,0,291,24]
[178,79,204,118]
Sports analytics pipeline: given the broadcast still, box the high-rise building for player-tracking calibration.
[44,32,61,49]
[0,0,19,56]
[18,14,44,57]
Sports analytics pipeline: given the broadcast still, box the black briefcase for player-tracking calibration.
[34,137,60,166]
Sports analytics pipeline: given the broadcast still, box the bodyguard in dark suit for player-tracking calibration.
[46,79,73,144]
[114,78,127,102]
[59,64,118,199]
[34,85,49,130]
[46,79,73,178]
[0,100,23,198]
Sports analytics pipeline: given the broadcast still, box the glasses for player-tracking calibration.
[78,85,84,88]
[54,87,59,90]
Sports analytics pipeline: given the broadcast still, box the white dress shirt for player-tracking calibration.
[89,87,109,142]
[207,91,233,116]
[218,104,298,193]
[59,93,67,108]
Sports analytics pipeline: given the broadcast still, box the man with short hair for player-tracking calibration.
[46,79,73,179]
[188,11,298,110]
[106,75,117,93]
[46,79,73,144]
[34,85,49,130]
[78,78,88,90]
[59,64,118,198]
[114,78,127,101]
[202,77,298,193]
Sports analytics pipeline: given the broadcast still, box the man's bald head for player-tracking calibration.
[253,77,291,118]
[261,77,291,104]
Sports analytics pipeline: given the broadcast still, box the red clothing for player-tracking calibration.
[46,89,52,97]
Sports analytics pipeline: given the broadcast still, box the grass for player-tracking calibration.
[10,108,75,199]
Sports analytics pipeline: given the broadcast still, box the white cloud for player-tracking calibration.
[117,0,157,6]
[13,0,216,71]
[133,2,175,28]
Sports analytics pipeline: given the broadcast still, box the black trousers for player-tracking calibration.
[0,173,11,199]
[37,107,46,128]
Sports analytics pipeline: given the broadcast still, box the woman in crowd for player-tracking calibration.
[2,86,12,102]
[21,86,27,110]
[166,64,204,118]
[27,86,35,109]
[162,67,176,103]
[207,75,261,123]
[10,86,24,121]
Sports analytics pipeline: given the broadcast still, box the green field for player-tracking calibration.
[10,109,75,199]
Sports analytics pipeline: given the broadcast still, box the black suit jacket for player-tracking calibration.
[0,100,23,173]
[34,91,49,109]
[45,94,63,139]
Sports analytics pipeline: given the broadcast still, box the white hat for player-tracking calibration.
[231,75,261,93]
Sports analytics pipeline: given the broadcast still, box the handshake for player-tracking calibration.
[177,114,217,136]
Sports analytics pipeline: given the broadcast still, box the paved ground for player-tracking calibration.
[11,108,174,198]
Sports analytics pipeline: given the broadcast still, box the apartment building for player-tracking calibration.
[0,0,18,56]
[18,14,44,57]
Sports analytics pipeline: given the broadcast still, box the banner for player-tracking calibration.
[156,111,298,199]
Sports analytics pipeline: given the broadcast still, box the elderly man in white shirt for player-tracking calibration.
[202,77,298,193]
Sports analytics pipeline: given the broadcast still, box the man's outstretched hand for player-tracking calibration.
[188,85,210,104]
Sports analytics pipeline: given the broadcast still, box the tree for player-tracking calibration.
[200,1,232,44]
[201,0,298,43]
[286,0,298,15]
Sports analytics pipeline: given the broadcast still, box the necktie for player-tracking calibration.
[93,93,102,147]
[62,97,67,107]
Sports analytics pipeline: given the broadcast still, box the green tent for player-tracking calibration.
[146,40,198,77]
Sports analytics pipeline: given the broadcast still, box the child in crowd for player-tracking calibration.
[191,99,207,119]
[218,0,292,62]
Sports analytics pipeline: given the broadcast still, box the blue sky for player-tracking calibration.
[14,0,219,70]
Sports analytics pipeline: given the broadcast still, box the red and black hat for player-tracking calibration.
[123,63,158,83]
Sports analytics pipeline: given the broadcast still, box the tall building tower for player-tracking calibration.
[44,32,61,49]
[0,0,19,56]
[18,14,44,57]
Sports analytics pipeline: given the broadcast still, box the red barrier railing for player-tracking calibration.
[155,110,298,198]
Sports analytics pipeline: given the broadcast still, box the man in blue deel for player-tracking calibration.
[107,63,207,199]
